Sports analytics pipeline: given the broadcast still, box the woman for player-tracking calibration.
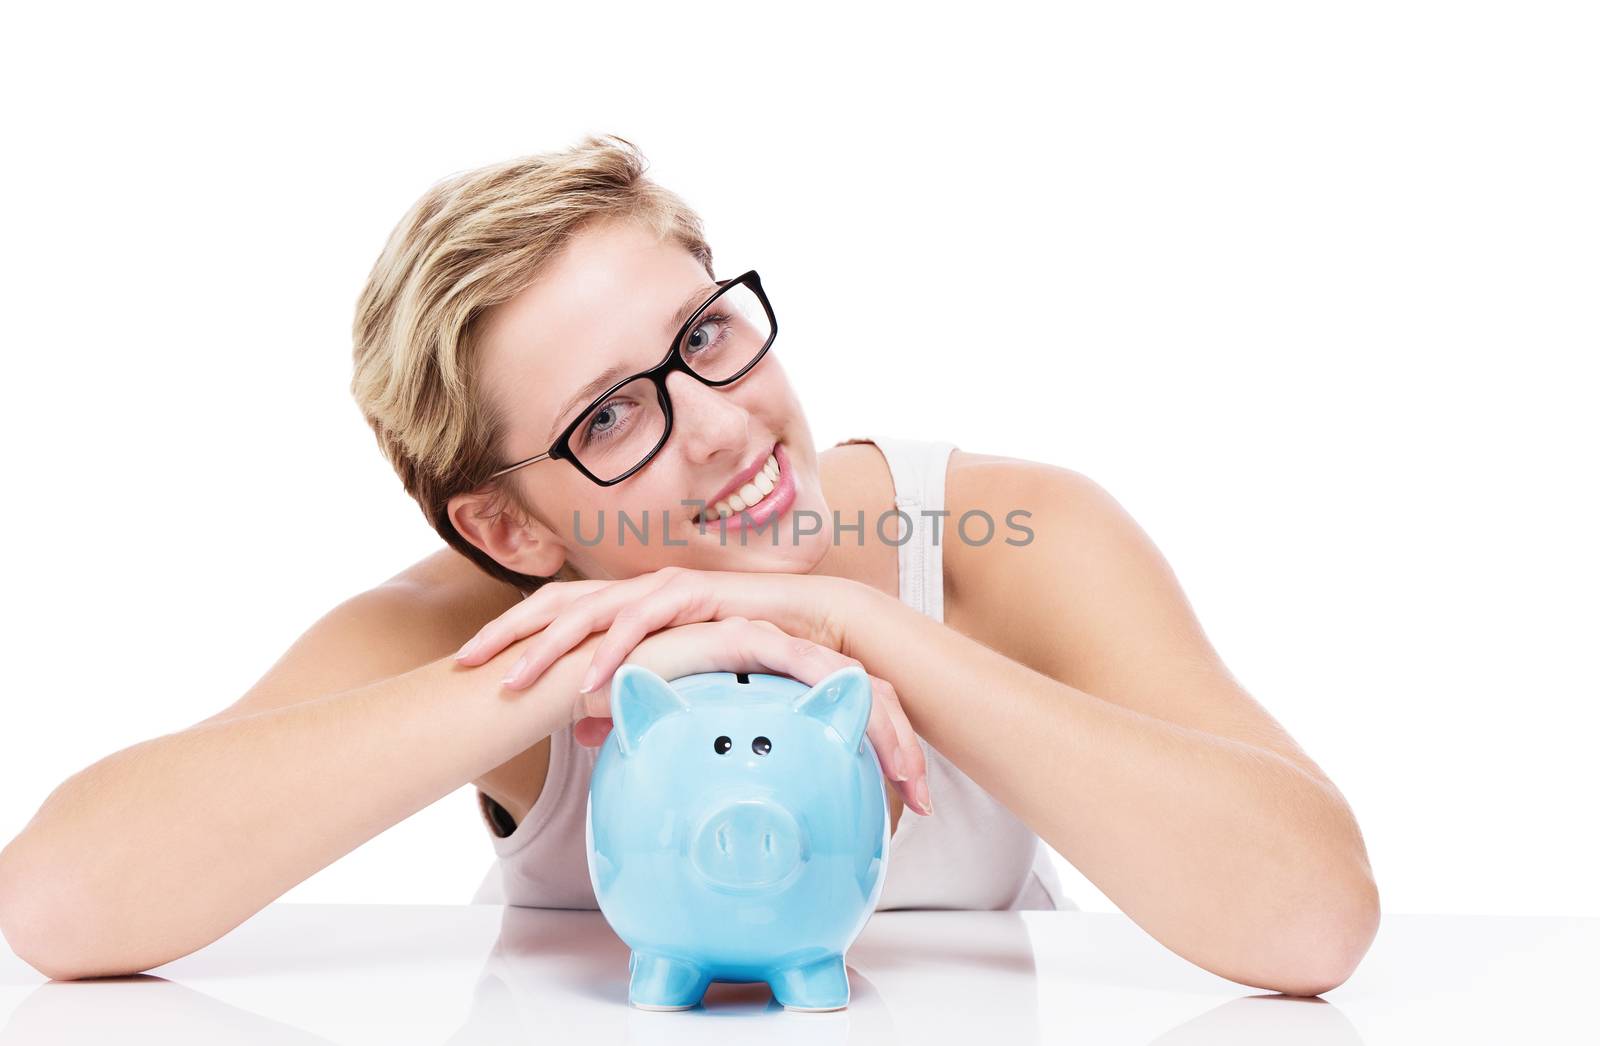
[0,135,1377,994]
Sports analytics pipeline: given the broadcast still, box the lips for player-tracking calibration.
[694,441,779,523]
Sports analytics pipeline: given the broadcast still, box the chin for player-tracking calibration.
[696,513,831,575]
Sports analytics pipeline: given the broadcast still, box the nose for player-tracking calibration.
[665,369,750,464]
[690,799,807,892]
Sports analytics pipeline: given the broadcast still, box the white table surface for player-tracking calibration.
[1,905,1592,1043]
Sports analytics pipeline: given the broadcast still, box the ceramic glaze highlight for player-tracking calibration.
[586,663,890,1011]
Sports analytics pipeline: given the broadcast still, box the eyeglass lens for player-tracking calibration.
[568,282,772,481]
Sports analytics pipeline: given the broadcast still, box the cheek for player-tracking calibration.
[537,479,612,538]
[744,369,803,417]
[605,473,700,528]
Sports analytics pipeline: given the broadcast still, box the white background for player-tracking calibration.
[1,1,1594,919]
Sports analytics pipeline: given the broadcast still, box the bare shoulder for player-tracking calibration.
[942,448,1329,780]
[941,448,1109,652]
[942,445,1183,686]
[199,548,524,726]
[817,439,892,499]
[385,546,524,605]
[942,447,1107,548]
[375,547,531,664]
[373,546,529,655]
[944,446,1095,498]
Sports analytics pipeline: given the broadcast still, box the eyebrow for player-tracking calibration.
[666,282,720,337]
[544,283,720,443]
[547,363,632,444]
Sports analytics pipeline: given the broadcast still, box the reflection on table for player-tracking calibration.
[1,905,1592,1044]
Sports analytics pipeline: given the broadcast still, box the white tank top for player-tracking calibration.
[470,435,1074,911]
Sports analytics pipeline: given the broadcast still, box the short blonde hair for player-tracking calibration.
[350,134,714,593]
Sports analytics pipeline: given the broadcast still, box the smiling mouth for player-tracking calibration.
[693,445,784,525]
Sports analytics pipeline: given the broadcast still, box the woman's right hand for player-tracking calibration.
[568,616,931,816]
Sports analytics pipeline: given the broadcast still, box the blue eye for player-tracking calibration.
[683,310,734,356]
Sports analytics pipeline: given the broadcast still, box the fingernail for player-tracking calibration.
[501,656,526,686]
[891,747,912,782]
[454,637,480,661]
[578,665,601,694]
[915,777,932,816]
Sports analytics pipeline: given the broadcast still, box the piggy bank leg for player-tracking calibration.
[627,949,712,1011]
[768,953,850,1012]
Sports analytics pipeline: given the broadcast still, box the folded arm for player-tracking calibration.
[827,456,1380,997]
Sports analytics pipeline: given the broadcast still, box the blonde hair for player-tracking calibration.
[350,134,714,593]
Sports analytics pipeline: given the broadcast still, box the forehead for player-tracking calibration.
[477,218,713,433]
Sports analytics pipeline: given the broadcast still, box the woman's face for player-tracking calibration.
[467,217,832,581]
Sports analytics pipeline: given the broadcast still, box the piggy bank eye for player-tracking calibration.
[714,735,732,755]
[752,736,772,756]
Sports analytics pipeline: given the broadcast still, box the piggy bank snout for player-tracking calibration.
[690,799,807,893]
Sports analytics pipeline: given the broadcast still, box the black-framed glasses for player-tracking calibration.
[488,269,777,486]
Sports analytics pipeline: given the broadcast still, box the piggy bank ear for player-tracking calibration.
[791,665,873,752]
[611,664,690,756]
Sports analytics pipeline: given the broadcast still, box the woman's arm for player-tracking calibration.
[833,457,1380,997]
[0,578,579,981]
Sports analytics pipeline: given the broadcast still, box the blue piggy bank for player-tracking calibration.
[586,663,889,1012]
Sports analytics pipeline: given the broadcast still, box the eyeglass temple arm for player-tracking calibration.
[488,452,553,479]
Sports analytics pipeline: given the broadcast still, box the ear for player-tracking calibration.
[791,666,873,752]
[447,486,568,579]
[611,664,691,756]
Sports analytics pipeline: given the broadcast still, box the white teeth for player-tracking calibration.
[697,449,783,524]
